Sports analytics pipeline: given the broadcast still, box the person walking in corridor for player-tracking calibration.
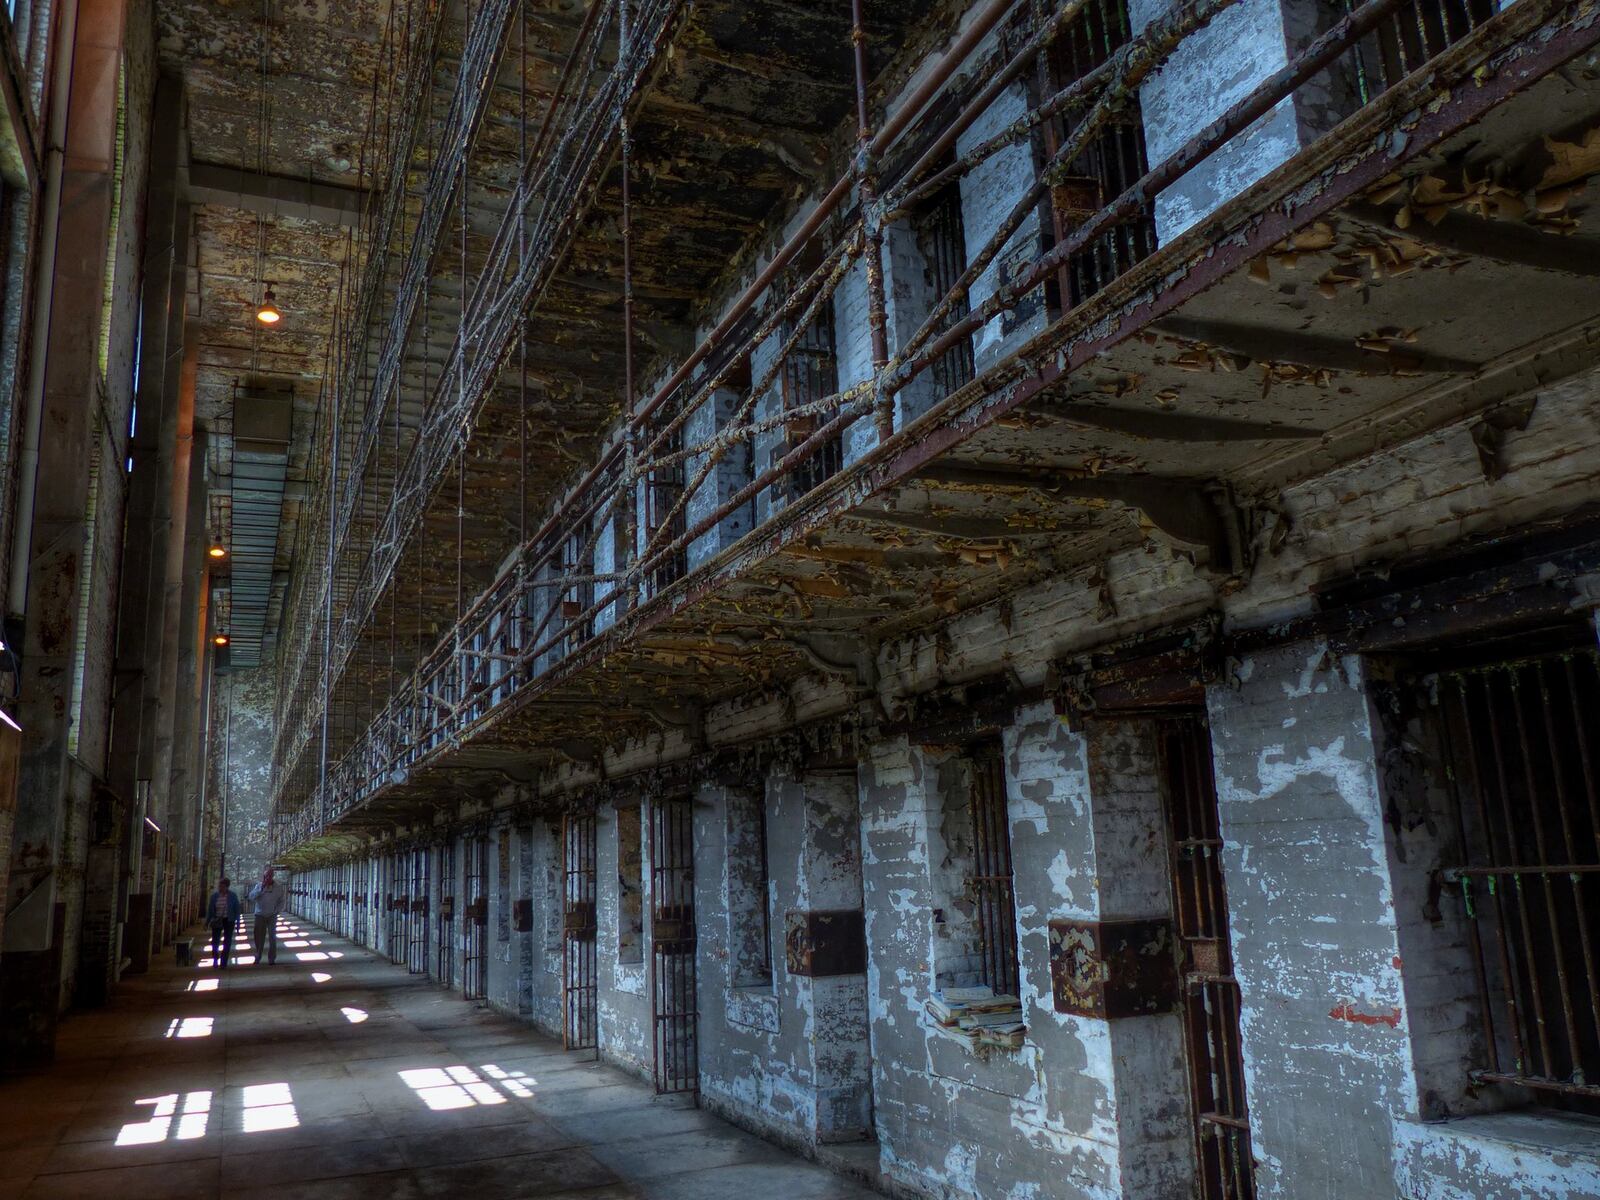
[205,878,241,969]
[248,868,287,965]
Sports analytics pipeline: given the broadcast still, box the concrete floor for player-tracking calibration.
[0,917,882,1199]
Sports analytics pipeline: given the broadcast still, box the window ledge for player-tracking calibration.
[922,1013,1027,1056]
[1395,1110,1600,1200]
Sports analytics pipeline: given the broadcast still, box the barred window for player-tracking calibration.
[1434,643,1600,1115]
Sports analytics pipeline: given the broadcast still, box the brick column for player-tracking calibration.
[1133,0,1359,241]
[1205,641,1422,1199]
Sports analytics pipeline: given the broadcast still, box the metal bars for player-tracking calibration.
[650,797,698,1095]
[781,302,843,500]
[1042,0,1155,306]
[1157,714,1255,1200]
[436,841,455,987]
[562,812,599,1052]
[1344,0,1496,99]
[408,847,430,974]
[911,182,976,398]
[464,835,489,1000]
[1438,647,1600,1106]
[967,741,1020,1000]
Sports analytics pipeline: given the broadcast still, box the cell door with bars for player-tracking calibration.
[1157,714,1255,1200]
[464,836,488,1001]
[437,842,455,987]
[1039,0,1156,307]
[562,812,599,1052]
[650,797,698,1095]
[780,303,842,500]
[408,847,430,975]
[394,855,410,965]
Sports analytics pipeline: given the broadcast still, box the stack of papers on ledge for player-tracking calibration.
[924,985,1025,1048]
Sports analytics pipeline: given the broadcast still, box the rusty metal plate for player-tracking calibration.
[563,901,596,934]
[1188,937,1224,977]
[652,916,694,943]
[1049,917,1178,1019]
[439,896,454,920]
[785,909,866,978]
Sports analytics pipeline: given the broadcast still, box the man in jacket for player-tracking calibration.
[205,878,241,969]
[248,868,288,965]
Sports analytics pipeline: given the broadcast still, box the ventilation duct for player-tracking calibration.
[228,388,292,668]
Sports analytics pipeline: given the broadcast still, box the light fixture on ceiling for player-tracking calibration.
[213,634,231,647]
[256,284,281,326]
[208,544,227,560]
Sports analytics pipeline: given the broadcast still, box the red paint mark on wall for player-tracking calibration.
[1392,955,1403,970]
[1330,1001,1402,1029]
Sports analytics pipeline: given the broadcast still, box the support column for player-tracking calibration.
[784,766,872,1142]
[3,0,129,1066]
[105,72,184,973]
[685,386,753,572]
[1134,0,1360,240]
[1205,641,1422,1200]
[166,422,208,924]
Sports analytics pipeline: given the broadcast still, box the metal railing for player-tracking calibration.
[268,0,1550,857]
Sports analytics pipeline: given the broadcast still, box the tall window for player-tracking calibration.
[967,739,1019,998]
[1432,642,1600,1115]
[617,805,645,964]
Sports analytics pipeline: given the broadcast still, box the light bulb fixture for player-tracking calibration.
[256,284,281,326]
[208,544,227,559]
[213,634,230,647]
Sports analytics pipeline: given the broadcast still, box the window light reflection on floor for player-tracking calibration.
[341,1007,368,1023]
[164,1016,213,1038]
[398,1064,534,1111]
[240,1082,299,1133]
[295,951,329,961]
[310,972,332,983]
[186,979,218,993]
[115,1090,212,1146]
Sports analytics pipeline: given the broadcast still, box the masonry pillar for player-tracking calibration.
[782,766,873,1141]
[2,0,128,1067]
[857,709,1193,1199]
[1134,0,1360,241]
[167,424,210,892]
[1010,704,1196,1198]
[1205,641,1423,1200]
[106,73,185,973]
[685,386,753,571]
